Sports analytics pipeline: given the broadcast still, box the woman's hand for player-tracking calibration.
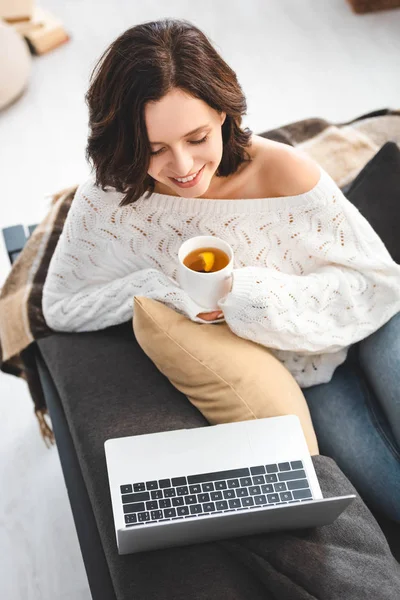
[197,310,224,321]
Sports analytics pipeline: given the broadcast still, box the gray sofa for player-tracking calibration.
[32,321,400,600]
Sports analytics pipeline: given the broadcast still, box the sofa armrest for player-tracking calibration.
[35,344,117,600]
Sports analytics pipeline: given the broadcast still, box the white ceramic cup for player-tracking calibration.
[178,235,234,311]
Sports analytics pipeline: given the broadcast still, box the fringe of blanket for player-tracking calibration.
[20,345,56,448]
[35,408,55,448]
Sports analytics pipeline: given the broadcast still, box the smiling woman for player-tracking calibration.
[42,17,400,526]
[85,18,253,206]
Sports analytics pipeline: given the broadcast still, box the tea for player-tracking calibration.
[183,247,230,273]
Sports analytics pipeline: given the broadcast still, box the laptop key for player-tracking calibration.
[216,501,228,510]
[215,481,227,490]
[227,479,240,488]
[278,470,306,482]
[133,483,145,492]
[164,488,176,498]
[229,499,241,509]
[198,493,210,503]
[278,462,291,471]
[185,495,197,505]
[240,477,252,487]
[189,484,202,494]
[146,501,158,510]
[146,481,158,490]
[290,460,303,470]
[120,485,132,494]
[210,491,223,501]
[287,479,309,490]
[265,474,278,483]
[151,490,163,499]
[250,465,266,475]
[203,502,216,512]
[190,504,203,514]
[241,497,254,507]
[172,476,187,486]
[123,502,146,514]
[138,512,150,522]
[151,510,163,520]
[202,482,214,492]
[122,491,150,504]
[280,491,293,501]
[159,479,171,488]
[266,464,278,474]
[172,497,184,507]
[293,489,312,500]
[177,506,190,516]
[274,482,287,492]
[164,508,177,518]
[176,486,189,496]
[188,468,250,484]
[236,488,248,498]
[261,484,274,494]
[124,514,137,524]
[159,499,171,509]
[249,486,261,495]
[267,493,280,503]
[252,475,265,485]
[254,495,267,505]
[223,489,236,499]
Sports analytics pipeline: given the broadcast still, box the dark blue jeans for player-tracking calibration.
[302,312,400,522]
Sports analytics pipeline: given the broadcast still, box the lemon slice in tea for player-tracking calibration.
[198,251,215,272]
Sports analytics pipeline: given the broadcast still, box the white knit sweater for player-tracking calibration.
[42,166,400,387]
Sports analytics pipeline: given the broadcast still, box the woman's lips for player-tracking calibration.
[169,165,205,188]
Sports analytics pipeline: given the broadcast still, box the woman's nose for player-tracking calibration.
[168,150,193,177]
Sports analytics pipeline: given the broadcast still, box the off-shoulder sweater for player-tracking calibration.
[42,166,400,387]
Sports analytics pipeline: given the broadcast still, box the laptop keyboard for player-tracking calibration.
[120,461,313,527]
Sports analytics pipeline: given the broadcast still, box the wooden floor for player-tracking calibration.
[1,1,400,598]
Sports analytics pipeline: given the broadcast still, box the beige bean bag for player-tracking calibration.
[0,20,32,111]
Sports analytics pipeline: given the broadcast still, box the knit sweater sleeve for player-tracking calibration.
[218,172,400,354]
[42,179,207,332]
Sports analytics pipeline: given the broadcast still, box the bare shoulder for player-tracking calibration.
[253,137,321,197]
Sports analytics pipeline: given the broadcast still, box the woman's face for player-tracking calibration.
[145,88,226,197]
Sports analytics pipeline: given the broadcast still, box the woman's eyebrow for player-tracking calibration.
[150,124,210,145]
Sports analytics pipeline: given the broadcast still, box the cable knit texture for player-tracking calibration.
[42,166,400,387]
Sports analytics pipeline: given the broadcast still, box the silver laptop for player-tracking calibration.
[104,415,355,555]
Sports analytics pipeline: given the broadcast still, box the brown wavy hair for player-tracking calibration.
[85,18,253,206]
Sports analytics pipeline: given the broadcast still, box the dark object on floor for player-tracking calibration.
[2,224,27,264]
[2,223,38,264]
[347,0,400,13]
[344,142,400,264]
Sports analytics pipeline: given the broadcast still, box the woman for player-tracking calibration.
[42,18,400,522]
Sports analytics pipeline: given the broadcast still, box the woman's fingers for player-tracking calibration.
[197,311,224,321]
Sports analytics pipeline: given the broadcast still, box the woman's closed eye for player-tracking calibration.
[150,135,209,156]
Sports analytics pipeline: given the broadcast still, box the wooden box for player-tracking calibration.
[347,0,400,13]
[0,0,34,21]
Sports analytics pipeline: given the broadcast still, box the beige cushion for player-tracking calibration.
[133,297,319,455]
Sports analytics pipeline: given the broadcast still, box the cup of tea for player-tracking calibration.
[178,235,234,310]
